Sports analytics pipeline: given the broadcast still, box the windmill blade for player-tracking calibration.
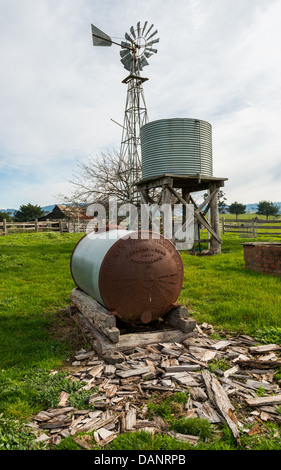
[144,24,154,37]
[142,21,148,35]
[145,47,158,54]
[120,49,131,58]
[130,26,136,38]
[144,50,153,58]
[146,29,158,41]
[139,57,149,68]
[121,55,133,71]
[121,41,133,49]
[146,38,160,47]
[137,21,141,36]
[121,56,131,68]
[135,55,149,72]
[91,24,112,46]
[125,32,132,42]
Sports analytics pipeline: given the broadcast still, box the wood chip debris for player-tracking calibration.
[25,324,281,447]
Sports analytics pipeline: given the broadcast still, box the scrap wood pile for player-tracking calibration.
[26,323,281,448]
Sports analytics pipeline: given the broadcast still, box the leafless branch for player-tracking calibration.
[58,149,141,208]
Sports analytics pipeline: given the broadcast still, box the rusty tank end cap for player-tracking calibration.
[98,231,184,325]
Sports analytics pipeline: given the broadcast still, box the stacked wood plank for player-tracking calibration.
[25,323,281,448]
[68,288,197,353]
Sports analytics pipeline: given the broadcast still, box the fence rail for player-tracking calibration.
[0,218,87,235]
[2,216,281,238]
[222,217,281,237]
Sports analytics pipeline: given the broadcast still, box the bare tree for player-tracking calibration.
[59,149,141,207]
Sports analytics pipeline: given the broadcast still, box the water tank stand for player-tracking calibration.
[136,174,228,254]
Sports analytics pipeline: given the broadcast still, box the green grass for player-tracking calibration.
[0,232,85,422]
[1,231,281,450]
[179,233,281,336]
[146,391,213,441]
[0,232,83,371]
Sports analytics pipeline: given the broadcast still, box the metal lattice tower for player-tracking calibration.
[91,22,159,202]
[119,73,149,201]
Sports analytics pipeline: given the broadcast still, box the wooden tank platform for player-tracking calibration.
[136,173,228,254]
[67,288,197,355]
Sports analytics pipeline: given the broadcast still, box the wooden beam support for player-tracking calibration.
[70,288,120,343]
[167,186,221,244]
[196,188,219,214]
[136,174,227,254]
[209,183,221,254]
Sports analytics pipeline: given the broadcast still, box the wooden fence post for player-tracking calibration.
[35,219,39,233]
[252,218,256,238]
[222,217,225,235]
[3,218,7,235]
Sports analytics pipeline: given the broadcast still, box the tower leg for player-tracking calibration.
[209,183,221,254]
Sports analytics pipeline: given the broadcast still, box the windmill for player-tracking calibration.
[91,22,159,202]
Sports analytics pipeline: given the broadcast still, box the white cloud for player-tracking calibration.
[0,0,281,208]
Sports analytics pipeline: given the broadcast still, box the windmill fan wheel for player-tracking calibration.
[120,21,160,72]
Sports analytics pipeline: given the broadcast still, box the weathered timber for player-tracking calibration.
[163,306,196,333]
[125,408,137,430]
[26,320,281,448]
[189,387,208,402]
[202,369,240,443]
[249,344,281,354]
[141,384,182,392]
[116,366,151,378]
[69,288,196,351]
[195,401,222,424]
[70,307,195,354]
[165,364,201,372]
[209,183,221,254]
[237,359,281,369]
[70,288,120,343]
[168,430,199,444]
[246,394,281,407]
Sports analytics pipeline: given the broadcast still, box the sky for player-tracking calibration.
[0,0,281,209]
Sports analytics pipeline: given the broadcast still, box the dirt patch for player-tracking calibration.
[49,309,91,353]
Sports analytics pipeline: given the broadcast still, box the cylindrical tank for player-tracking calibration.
[140,118,213,179]
[70,229,184,325]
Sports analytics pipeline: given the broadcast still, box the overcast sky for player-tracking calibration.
[0,0,281,209]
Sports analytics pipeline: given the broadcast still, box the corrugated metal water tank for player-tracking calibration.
[140,118,213,179]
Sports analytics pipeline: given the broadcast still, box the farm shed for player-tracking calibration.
[37,205,90,222]
[35,205,92,233]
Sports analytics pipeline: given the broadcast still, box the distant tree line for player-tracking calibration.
[227,200,280,219]
[0,203,46,222]
[203,191,280,219]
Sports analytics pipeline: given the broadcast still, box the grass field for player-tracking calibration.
[180,234,281,335]
[1,230,281,450]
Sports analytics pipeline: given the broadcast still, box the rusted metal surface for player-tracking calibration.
[71,230,184,325]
